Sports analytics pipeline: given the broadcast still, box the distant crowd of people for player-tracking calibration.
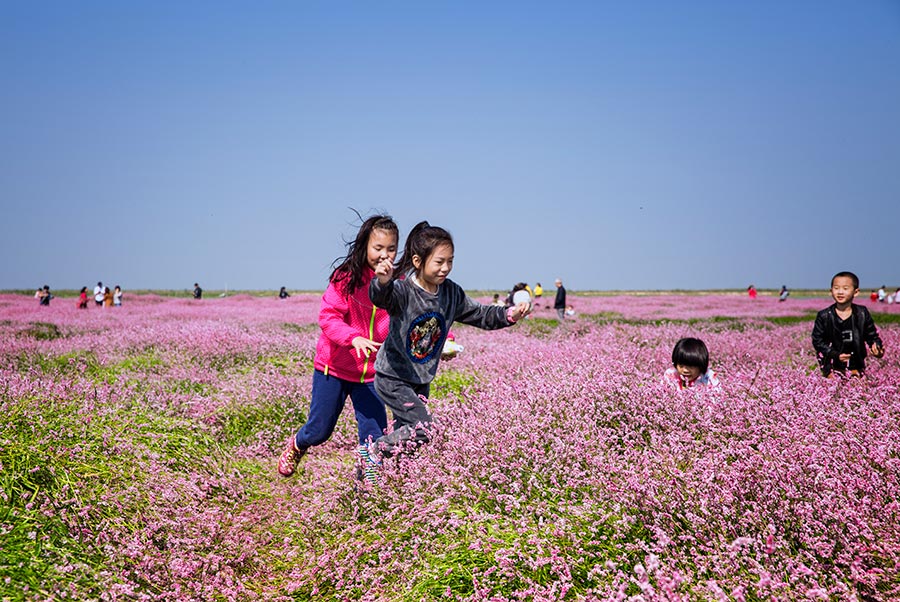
[870,285,900,305]
[35,281,203,307]
[76,282,124,308]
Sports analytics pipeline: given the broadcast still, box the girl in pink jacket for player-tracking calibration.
[279,215,399,480]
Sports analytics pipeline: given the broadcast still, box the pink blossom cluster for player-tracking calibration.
[1,292,897,600]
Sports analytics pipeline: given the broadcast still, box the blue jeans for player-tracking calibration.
[294,370,387,448]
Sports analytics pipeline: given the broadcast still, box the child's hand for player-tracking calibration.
[510,301,532,322]
[870,343,884,358]
[838,353,852,363]
[352,336,381,359]
[374,257,394,283]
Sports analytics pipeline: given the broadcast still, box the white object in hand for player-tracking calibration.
[442,339,464,357]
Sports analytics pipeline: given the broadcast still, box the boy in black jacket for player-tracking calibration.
[812,271,884,377]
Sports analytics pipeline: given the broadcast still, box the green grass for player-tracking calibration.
[218,397,307,447]
[18,321,64,340]
[432,369,479,399]
[870,312,900,324]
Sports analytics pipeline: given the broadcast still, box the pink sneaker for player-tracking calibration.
[278,439,307,477]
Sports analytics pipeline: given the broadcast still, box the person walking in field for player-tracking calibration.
[554,278,566,321]
[812,271,884,378]
[278,214,399,482]
[366,221,531,466]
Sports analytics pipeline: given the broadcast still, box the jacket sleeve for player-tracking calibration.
[318,282,358,347]
[453,288,512,330]
[811,311,839,360]
[369,277,406,316]
[860,308,883,349]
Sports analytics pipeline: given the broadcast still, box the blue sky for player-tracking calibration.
[3,1,899,292]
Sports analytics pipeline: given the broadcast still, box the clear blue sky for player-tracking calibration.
[3,1,899,292]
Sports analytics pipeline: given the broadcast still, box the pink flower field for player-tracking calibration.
[1,292,899,601]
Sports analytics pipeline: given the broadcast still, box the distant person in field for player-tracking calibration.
[664,337,720,389]
[554,278,567,321]
[113,286,123,307]
[38,285,52,306]
[77,286,89,309]
[533,282,543,306]
[747,284,757,300]
[278,214,399,483]
[877,285,886,302]
[812,271,884,378]
[103,286,114,307]
[366,221,531,466]
[491,293,505,307]
[192,283,202,300]
[278,286,290,299]
[779,285,790,302]
[94,281,104,306]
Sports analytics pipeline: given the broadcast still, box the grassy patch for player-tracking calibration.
[218,398,307,447]
[870,312,900,325]
[433,369,479,400]
[19,321,64,340]
[518,317,560,336]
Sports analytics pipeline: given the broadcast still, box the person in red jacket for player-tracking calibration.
[279,215,399,480]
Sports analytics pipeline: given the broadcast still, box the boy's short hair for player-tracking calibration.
[672,338,709,373]
[831,271,859,289]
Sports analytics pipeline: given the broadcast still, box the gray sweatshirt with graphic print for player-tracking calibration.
[370,275,512,384]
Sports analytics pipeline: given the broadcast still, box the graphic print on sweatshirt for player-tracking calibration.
[406,311,446,363]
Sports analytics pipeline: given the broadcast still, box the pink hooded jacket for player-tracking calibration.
[314,267,389,383]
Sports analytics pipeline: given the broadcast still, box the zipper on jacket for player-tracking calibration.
[360,304,377,383]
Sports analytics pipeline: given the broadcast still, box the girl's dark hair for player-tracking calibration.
[395,221,454,277]
[672,337,709,373]
[330,213,399,295]
[80,286,87,293]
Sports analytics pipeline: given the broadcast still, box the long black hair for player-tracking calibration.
[330,212,399,295]
[394,221,454,277]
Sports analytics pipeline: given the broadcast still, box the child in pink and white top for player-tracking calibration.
[664,337,720,389]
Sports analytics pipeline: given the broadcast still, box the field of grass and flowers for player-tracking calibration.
[1,291,899,601]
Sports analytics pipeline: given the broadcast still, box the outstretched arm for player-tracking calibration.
[455,294,531,330]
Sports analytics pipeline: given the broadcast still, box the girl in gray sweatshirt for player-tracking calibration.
[367,221,531,463]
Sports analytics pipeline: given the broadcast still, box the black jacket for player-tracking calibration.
[554,286,566,309]
[811,303,882,374]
